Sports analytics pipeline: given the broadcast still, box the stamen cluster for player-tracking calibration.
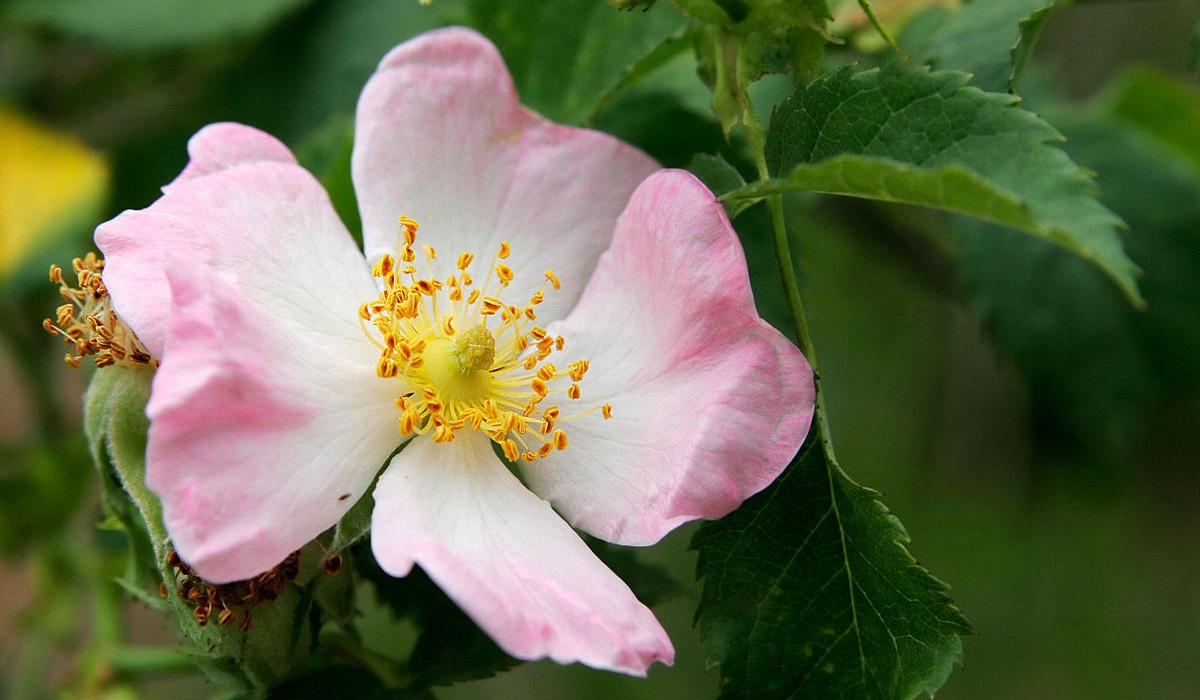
[163,548,344,631]
[359,217,609,462]
[43,253,153,368]
[165,548,301,631]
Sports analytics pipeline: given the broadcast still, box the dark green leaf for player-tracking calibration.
[905,0,1057,93]
[754,63,1141,305]
[0,440,91,556]
[354,546,518,688]
[594,89,733,168]
[1107,68,1200,176]
[469,0,689,124]
[694,434,972,700]
[586,539,683,608]
[689,152,754,217]
[2,0,319,51]
[959,109,1200,461]
[295,117,361,245]
[269,666,425,699]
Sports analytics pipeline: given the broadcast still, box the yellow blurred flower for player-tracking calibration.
[0,106,109,280]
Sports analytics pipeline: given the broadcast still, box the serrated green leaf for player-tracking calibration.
[905,0,1057,93]
[693,434,972,700]
[725,155,1033,223]
[1009,3,1054,92]
[469,0,689,125]
[750,63,1141,305]
[2,0,318,51]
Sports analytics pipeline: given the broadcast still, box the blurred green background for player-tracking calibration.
[1,1,1197,698]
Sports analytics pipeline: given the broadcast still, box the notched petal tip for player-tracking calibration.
[169,122,298,189]
[375,26,501,73]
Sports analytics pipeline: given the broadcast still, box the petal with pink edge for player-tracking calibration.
[146,264,398,584]
[525,170,815,546]
[352,26,659,323]
[167,122,298,188]
[370,430,674,675]
[96,127,373,356]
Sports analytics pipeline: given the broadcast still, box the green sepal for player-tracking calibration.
[693,432,973,700]
[687,0,833,133]
[82,365,359,695]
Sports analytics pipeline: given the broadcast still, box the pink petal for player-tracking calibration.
[167,122,298,188]
[96,128,375,355]
[352,27,659,323]
[370,430,674,675]
[525,170,815,546]
[147,264,399,584]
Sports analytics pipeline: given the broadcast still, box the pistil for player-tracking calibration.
[359,216,611,462]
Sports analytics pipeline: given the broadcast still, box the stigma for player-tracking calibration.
[359,216,610,462]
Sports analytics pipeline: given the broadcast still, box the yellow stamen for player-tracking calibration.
[360,217,601,462]
[44,253,154,368]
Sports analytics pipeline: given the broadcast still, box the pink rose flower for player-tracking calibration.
[95,27,814,675]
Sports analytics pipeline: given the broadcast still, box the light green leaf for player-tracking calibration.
[725,156,1032,225]
[2,0,318,51]
[746,64,1141,305]
[693,433,972,700]
[469,0,690,125]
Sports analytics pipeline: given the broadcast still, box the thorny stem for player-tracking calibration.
[741,101,839,465]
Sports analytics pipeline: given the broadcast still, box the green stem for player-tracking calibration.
[108,647,198,675]
[742,100,839,465]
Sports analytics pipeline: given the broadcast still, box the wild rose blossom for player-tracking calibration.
[94,27,815,674]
